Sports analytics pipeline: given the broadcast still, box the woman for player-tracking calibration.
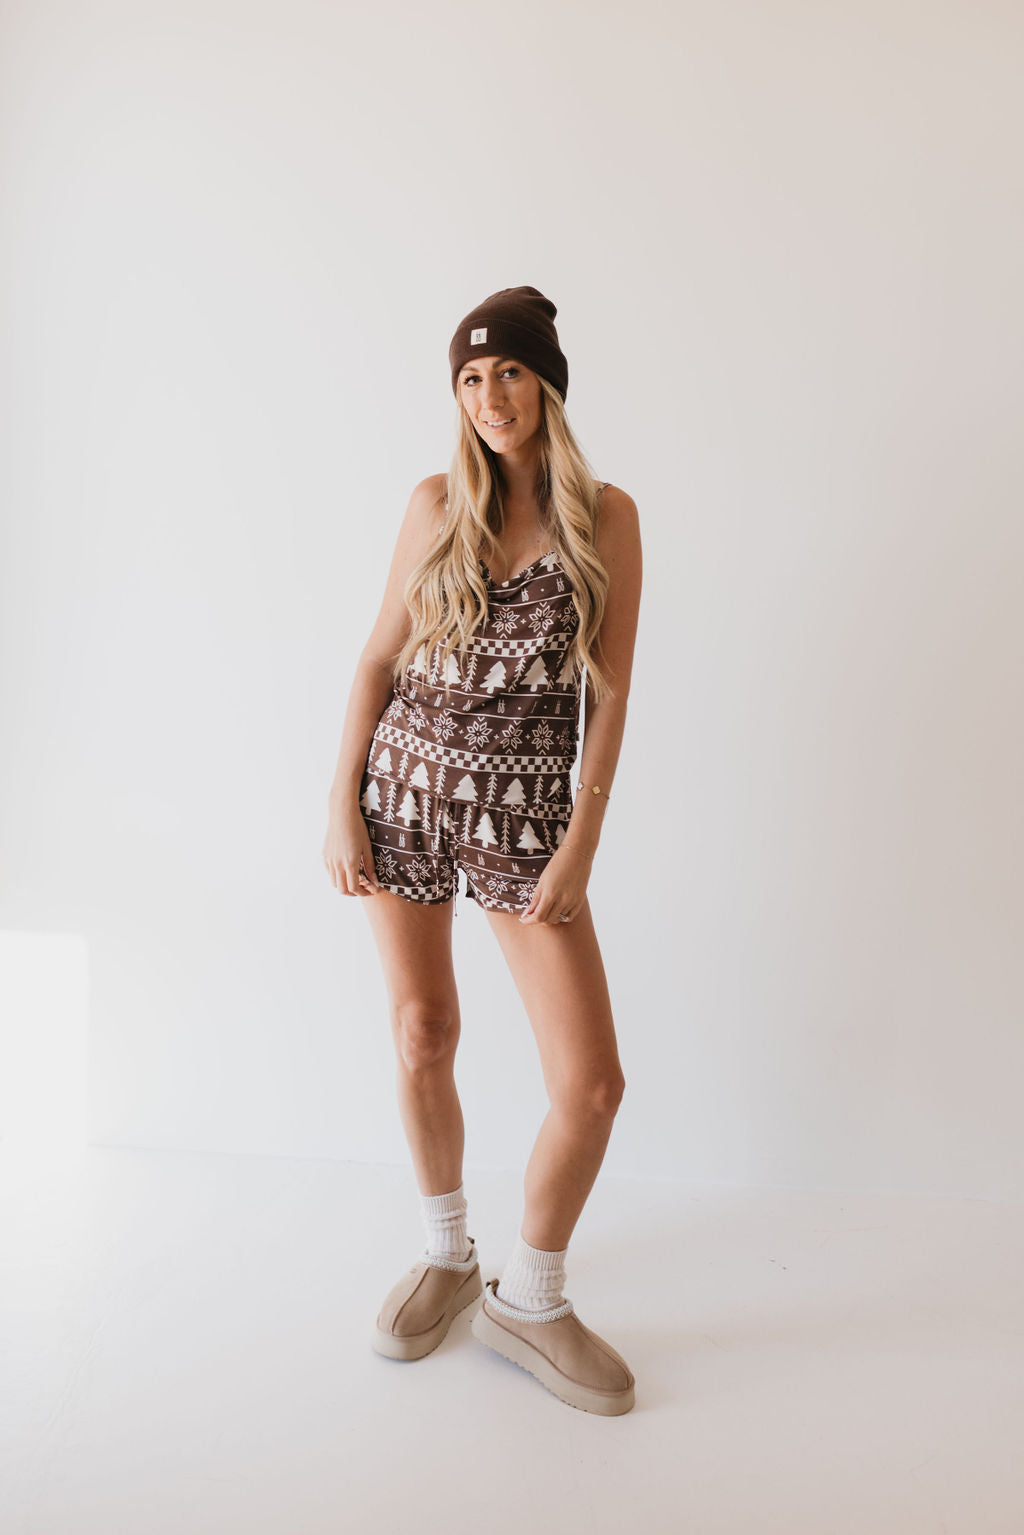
[322,285,643,1416]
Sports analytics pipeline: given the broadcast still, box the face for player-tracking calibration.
[458,356,543,450]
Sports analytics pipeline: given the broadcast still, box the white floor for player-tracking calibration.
[1,1147,1022,1535]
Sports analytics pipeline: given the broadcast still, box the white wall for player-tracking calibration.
[2,0,1021,1198]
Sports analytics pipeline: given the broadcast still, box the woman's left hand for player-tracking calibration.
[518,844,594,925]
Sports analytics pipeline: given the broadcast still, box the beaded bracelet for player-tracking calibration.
[577,782,611,800]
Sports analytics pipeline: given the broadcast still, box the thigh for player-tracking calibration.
[481,896,623,1094]
[360,887,460,1018]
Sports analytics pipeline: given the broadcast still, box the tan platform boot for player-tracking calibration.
[372,1239,482,1360]
[471,1275,636,1415]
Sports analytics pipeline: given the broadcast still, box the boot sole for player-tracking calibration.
[470,1303,636,1415]
[373,1267,482,1360]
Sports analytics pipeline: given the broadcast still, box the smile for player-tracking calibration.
[484,418,514,428]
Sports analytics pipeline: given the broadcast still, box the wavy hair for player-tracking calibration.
[391,375,614,706]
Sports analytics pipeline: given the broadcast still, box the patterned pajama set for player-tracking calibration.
[358,540,586,917]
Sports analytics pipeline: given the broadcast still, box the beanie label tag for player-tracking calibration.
[470,327,487,344]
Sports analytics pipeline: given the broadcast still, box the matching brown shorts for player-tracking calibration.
[359,779,572,918]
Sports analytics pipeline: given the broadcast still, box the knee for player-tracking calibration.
[393,1001,459,1073]
[565,1070,626,1122]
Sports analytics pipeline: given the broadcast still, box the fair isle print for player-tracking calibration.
[358,549,582,915]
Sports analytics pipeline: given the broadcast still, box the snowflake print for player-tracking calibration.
[485,874,512,896]
[528,599,556,636]
[407,856,433,884]
[530,721,555,753]
[465,718,493,751]
[500,719,524,751]
[492,607,520,639]
[374,849,399,883]
[406,701,427,733]
[518,879,539,903]
[385,695,405,723]
[431,708,458,742]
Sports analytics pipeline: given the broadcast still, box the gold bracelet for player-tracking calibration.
[577,782,610,800]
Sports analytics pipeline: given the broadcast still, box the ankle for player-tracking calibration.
[496,1232,569,1312]
[419,1183,473,1262]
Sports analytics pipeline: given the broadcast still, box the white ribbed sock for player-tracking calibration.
[419,1184,473,1262]
[496,1233,568,1312]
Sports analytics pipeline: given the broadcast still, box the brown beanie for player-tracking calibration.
[449,285,568,402]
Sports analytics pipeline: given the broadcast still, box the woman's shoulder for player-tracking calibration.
[592,481,641,565]
[403,472,449,537]
[593,480,639,526]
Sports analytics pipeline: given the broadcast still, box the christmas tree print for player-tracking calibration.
[397,750,409,780]
[434,762,446,797]
[464,653,478,689]
[500,814,511,855]
[473,812,498,850]
[373,746,394,776]
[554,823,567,846]
[533,776,544,807]
[384,781,398,821]
[557,650,576,687]
[524,656,549,691]
[397,789,420,827]
[445,653,462,687]
[413,643,429,677]
[410,761,431,790]
[481,660,507,694]
[422,795,433,834]
[462,805,473,844]
[548,776,564,801]
[451,773,479,802]
[517,822,544,854]
[360,780,381,815]
[542,820,555,853]
[502,777,527,807]
[485,772,498,805]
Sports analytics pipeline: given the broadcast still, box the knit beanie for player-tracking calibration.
[449,285,568,402]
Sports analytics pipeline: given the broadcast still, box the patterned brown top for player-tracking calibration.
[358,542,584,911]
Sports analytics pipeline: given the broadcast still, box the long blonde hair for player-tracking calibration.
[392,376,614,705]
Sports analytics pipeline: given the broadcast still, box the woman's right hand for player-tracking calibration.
[322,800,383,897]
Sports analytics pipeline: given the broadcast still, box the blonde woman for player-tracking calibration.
[323,286,643,1415]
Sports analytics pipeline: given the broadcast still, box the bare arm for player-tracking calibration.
[561,486,643,862]
[322,475,446,899]
[326,474,447,812]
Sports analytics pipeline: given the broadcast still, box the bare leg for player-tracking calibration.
[481,895,625,1250]
[360,888,465,1194]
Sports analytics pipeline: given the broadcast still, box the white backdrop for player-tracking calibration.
[1,0,1021,1199]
